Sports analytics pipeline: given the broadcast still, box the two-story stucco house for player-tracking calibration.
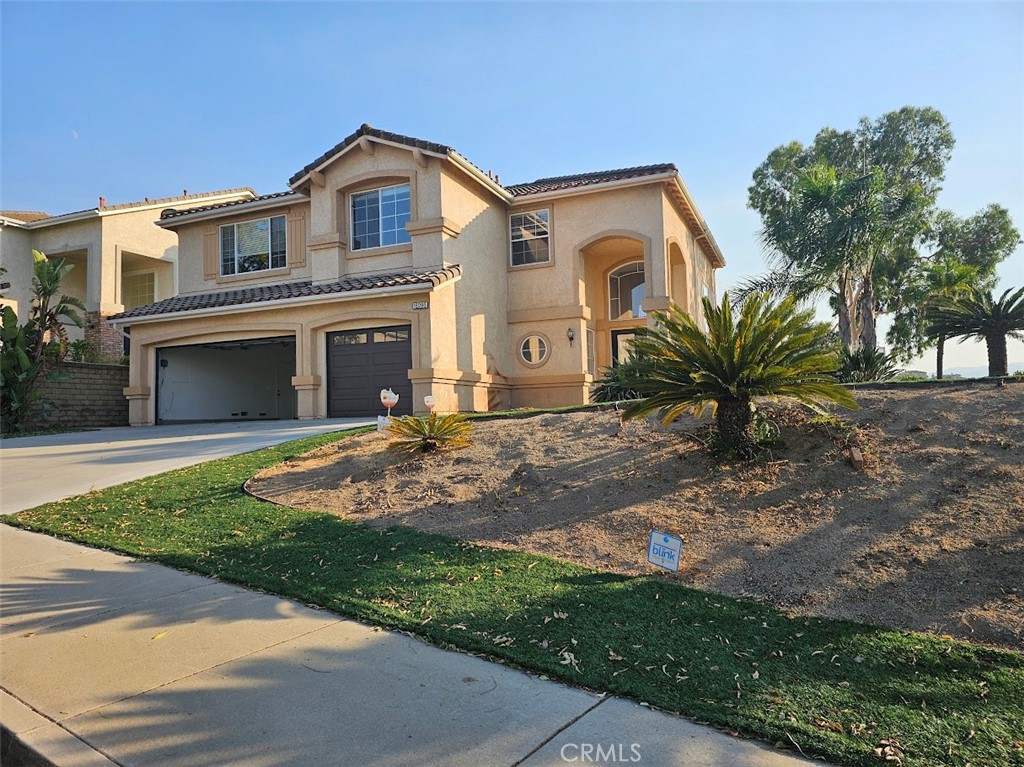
[111,125,725,425]
[0,189,254,356]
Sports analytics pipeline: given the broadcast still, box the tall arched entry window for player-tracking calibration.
[608,262,646,321]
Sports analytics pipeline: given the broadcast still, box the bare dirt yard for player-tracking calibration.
[249,384,1024,651]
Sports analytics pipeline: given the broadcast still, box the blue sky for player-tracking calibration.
[2,1,1022,371]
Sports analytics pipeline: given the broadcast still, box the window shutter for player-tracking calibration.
[287,213,306,268]
[203,230,219,279]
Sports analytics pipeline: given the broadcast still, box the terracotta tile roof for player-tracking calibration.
[9,189,256,225]
[0,210,50,223]
[111,266,462,321]
[289,124,454,186]
[160,191,300,221]
[505,163,678,197]
[99,188,255,213]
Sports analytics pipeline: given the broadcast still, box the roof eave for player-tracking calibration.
[158,193,307,229]
[108,274,460,325]
[667,175,726,268]
[509,171,679,204]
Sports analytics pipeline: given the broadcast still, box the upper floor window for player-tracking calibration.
[220,215,286,276]
[351,183,411,250]
[509,210,550,266]
[122,272,154,310]
[609,262,646,321]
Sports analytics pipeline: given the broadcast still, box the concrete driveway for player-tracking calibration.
[0,419,372,515]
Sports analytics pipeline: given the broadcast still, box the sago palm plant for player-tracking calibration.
[387,412,473,454]
[621,292,858,457]
[928,286,1024,377]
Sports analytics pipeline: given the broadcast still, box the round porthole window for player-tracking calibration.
[519,335,549,366]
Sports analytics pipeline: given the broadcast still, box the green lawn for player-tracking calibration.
[6,427,1022,767]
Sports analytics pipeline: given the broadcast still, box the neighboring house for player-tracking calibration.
[0,189,255,356]
[112,125,725,426]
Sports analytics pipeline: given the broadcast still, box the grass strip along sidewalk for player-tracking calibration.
[6,428,1023,767]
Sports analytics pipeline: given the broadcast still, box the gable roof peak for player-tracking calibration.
[288,124,454,187]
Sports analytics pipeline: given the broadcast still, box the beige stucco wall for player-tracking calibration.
[1,220,93,341]
[438,164,511,394]
[176,202,312,295]
[661,190,717,320]
[504,184,668,399]
[304,143,443,282]
[0,224,34,321]
[101,206,183,305]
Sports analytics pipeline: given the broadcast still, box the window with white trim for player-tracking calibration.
[519,335,549,366]
[608,262,646,321]
[509,210,550,266]
[351,183,411,250]
[220,215,286,275]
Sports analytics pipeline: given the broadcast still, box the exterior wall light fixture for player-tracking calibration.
[566,327,576,347]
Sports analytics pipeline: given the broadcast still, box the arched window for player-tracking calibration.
[608,262,646,321]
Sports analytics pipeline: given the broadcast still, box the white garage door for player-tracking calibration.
[156,337,296,424]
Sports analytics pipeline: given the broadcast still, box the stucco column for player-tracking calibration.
[292,323,320,419]
[123,340,154,426]
[644,237,668,302]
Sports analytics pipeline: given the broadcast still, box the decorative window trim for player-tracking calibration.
[517,333,551,368]
[608,261,646,321]
[509,209,551,267]
[220,215,287,276]
[350,183,412,252]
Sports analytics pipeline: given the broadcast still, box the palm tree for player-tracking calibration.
[928,287,1024,377]
[30,250,85,361]
[923,257,979,378]
[748,164,919,353]
[620,292,858,457]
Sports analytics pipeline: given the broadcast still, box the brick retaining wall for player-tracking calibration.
[35,362,129,429]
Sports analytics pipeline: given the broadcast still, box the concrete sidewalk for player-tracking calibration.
[0,525,819,767]
[0,419,372,516]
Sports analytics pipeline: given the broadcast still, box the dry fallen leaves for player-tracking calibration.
[873,738,904,764]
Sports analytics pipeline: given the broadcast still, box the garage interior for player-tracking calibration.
[156,337,297,424]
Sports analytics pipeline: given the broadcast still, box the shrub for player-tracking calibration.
[836,346,900,383]
[387,412,473,454]
[620,292,857,458]
[590,358,647,403]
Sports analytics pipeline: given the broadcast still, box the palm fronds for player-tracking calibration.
[386,412,473,454]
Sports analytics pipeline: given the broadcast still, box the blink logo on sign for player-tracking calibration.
[647,530,682,572]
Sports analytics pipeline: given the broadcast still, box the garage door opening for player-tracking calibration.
[156,337,296,424]
[327,325,413,417]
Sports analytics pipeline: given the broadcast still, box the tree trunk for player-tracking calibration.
[857,275,877,351]
[836,274,856,352]
[935,334,945,379]
[716,396,756,458]
[986,332,1008,377]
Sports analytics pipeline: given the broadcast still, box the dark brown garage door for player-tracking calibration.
[327,325,413,417]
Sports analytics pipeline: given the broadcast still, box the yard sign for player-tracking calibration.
[647,531,682,572]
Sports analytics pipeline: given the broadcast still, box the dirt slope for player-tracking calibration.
[250,385,1024,650]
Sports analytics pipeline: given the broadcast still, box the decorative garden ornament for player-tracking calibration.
[380,388,400,416]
